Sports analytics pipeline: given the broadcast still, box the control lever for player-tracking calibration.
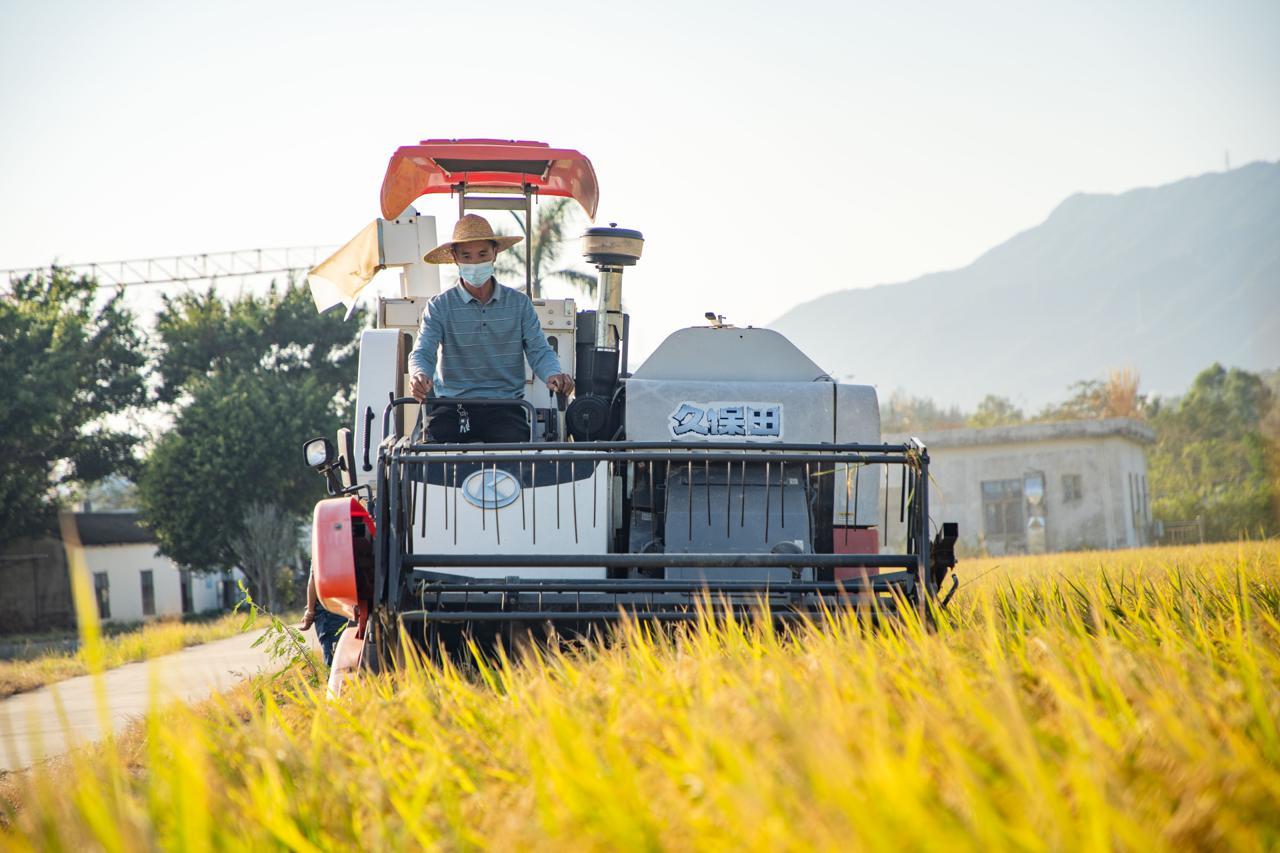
[555,390,568,442]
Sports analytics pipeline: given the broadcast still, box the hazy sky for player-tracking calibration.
[2,0,1277,363]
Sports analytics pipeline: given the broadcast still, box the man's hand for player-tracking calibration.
[299,607,316,631]
[410,371,433,402]
[547,373,575,395]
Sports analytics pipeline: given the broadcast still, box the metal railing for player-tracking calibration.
[367,410,935,625]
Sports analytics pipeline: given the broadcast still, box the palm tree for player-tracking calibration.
[494,198,598,299]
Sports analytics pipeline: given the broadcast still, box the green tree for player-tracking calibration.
[881,391,968,432]
[968,395,1025,429]
[137,281,362,586]
[0,269,146,547]
[1040,368,1147,421]
[229,501,301,613]
[1147,364,1277,540]
[495,198,598,298]
[153,280,358,404]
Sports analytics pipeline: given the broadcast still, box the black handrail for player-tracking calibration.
[382,395,538,443]
[361,405,375,471]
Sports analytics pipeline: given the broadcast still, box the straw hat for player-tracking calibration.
[423,214,523,264]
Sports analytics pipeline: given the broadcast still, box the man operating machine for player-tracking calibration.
[409,213,575,443]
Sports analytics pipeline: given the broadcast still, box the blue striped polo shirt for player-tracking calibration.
[408,280,563,399]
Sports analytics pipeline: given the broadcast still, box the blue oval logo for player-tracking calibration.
[461,469,521,510]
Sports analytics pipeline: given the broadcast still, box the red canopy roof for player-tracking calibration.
[379,139,599,220]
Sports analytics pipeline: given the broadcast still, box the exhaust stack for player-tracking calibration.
[568,225,643,441]
[582,225,643,352]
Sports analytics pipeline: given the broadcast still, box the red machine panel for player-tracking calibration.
[311,497,375,619]
[833,527,881,580]
[380,139,599,219]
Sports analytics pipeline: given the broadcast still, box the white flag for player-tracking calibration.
[307,220,381,316]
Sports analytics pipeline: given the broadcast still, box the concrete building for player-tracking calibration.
[77,513,241,623]
[0,537,74,635]
[886,418,1155,555]
[0,513,242,634]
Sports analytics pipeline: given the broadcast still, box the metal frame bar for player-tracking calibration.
[405,553,914,569]
[398,451,913,465]
[406,440,913,453]
[412,576,913,594]
[401,609,859,624]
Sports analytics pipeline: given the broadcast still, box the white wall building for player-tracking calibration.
[886,419,1156,555]
[76,513,242,623]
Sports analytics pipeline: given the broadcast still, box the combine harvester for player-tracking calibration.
[303,139,959,685]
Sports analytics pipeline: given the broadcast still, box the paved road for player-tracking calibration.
[0,629,316,772]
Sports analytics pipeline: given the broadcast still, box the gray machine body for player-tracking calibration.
[624,327,882,579]
[663,464,812,583]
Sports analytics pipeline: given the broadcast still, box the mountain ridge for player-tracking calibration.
[769,161,1280,408]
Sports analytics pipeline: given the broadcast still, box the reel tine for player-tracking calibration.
[883,463,890,549]
[406,462,416,547]
[853,463,861,526]
[493,461,501,546]
[845,463,853,528]
[687,460,693,541]
[647,461,655,521]
[899,464,907,524]
[571,458,579,544]
[725,460,731,538]
[781,460,786,529]
[805,462,812,518]
[665,459,672,542]
[764,461,771,542]
[420,461,428,541]
[704,458,711,526]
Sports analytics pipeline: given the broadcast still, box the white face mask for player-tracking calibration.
[458,262,494,287]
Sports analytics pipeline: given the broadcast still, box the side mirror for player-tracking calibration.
[336,428,355,489]
[304,437,335,470]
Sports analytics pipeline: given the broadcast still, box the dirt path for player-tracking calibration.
[0,629,317,772]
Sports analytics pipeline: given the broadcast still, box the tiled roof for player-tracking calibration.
[73,512,153,546]
[891,417,1157,449]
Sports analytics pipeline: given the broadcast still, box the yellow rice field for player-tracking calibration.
[3,541,1278,851]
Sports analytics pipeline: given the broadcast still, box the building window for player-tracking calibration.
[1062,474,1083,503]
[141,570,155,617]
[220,572,238,611]
[981,479,1026,552]
[93,572,110,620]
[1140,473,1150,524]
